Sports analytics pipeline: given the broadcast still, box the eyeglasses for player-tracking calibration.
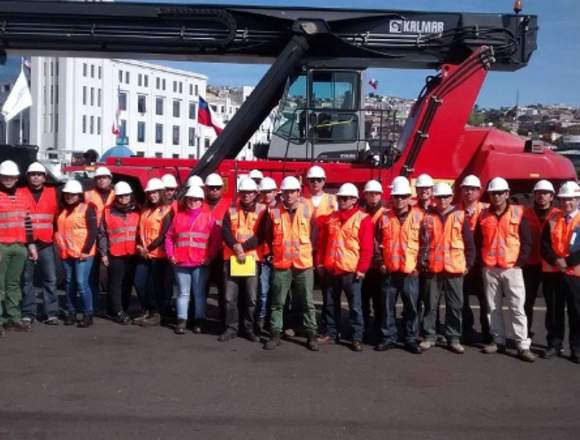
[207,186,222,191]
[435,195,453,199]
[392,195,409,199]
[337,196,354,201]
[489,191,507,196]
[308,178,324,183]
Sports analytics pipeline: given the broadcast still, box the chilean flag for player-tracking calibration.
[198,96,223,136]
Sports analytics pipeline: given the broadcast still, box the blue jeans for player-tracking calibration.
[63,257,95,315]
[258,261,272,319]
[175,266,209,321]
[22,245,59,319]
[322,273,364,341]
[381,272,419,345]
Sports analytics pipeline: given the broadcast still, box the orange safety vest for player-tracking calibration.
[0,190,27,244]
[524,206,560,266]
[479,205,524,269]
[543,211,580,277]
[205,197,231,227]
[304,193,337,220]
[19,186,58,243]
[139,205,171,259]
[223,202,265,262]
[462,201,489,232]
[423,209,466,274]
[381,207,424,274]
[172,210,212,266]
[270,202,313,270]
[323,210,369,273]
[84,189,115,225]
[55,203,96,259]
[104,208,139,257]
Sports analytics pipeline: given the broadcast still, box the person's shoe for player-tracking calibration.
[217,331,236,342]
[542,346,561,359]
[405,343,422,354]
[350,341,363,352]
[5,320,32,332]
[44,316,59,326]
[77,315,93,328]
[283,328,295,338]
[132,312,149,326]
[192,321,203,334]
[481,343,506,354]
[244,332,259,343]
[317,334,336,345]
[113,312,130,325]
[570,353,580,364]
[374,341,396,352]
[21,317,34,327]
[141,313,161,327]
[448,342,465,354]
[174,319,186,335]
[518,349,536,363]
[255,318,265,334]
[63,313,76,326]
[263,333,281,350]
[419,340,435,351]
[306,336,320,352]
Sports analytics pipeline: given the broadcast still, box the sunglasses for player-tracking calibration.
[392,195,410,199]
[207,186,222,190]
[308,178,324,183]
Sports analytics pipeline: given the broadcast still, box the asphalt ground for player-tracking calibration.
[1,292,579,440]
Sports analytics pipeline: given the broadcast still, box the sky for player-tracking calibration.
[2,0,579,107]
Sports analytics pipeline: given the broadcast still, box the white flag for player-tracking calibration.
[2,69,32,122]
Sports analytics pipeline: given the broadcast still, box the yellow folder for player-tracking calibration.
[230,255,256,277]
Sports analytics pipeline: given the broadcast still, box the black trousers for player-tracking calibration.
[462,267,490,338]
[223,261,258,334]
[523,264,543,333]
[544,273,580,354]
[206,251,225,322]
[107,255,137,315]
[361,268,384,339]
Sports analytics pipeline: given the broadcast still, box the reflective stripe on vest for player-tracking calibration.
[381,207,423,274]
[323,210,368,273]
[463,201,489,232]
[173,210,212,266]
[524,206,560,266]
[270,202,313,270]
[139,205,171,259]
[55,203,95,259]
[0,190,27,244]
[84,189,115,226]
[480,205,523,269]
[424,209,466,274]
[543,211,580,277]
[223,203,265,262]
[104,209,140,257]
[304,193,337,220]
[19,187,58,243]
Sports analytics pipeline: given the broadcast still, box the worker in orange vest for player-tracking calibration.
[522,180,559,338]
[20,162,59,326]
[134,178,174,327]
[418,183,475,354]
[166,185,221,335]
[375,177,424,354]
[317,183,372,352]
[55,180,98,328]
[162,173,180,214]
[0,160,36,334]
[476,177,535,362]
[415,173,434,211]
[220,177,265,342]
[261,176,319,351]
[98,181,140,325]
[459,174,491,344]
[85,166,115,315]
[360,179,386,343]
[541,181,580,363]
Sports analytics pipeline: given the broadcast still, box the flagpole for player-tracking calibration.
[19,112,23,144]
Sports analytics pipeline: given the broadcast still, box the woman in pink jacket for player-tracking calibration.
[165,185,221,335]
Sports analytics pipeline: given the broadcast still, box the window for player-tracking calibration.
[90,116,94,135]
[189,84,193,95]
[82,86,87,105]
[137,95,146,113]
[55,85,59,105]
[97,117,101,135]
[120,119,127,137]
[188,127,195,146]
[172,126,180,145]
[97,89,101,107]
[136,151,145,158]
[144,75,149,88]
[220,105,225,114]
[188,154,194,159]
[83,63,87,77]
[155,97,164,116]
[90,64,94,78]
[204,138,210,149]
[194,84,199,96]
[50,87,53,105]
[125,71,130,84]
[173,81,177,93]
[179,82,183,94]
[155,152,163,158]
[118,70,123,83]
[189,102,196,120]
[50,63,53,76]
[155,123,163,144]
[119,92,127,111]
[98,66,102,79]
[138,74,142,87]
[156,77,160,89]
[137,121,146,143]
[172,154,179,159]
[90,87,94,106]
[173,100,180,118]
[162,79,166,90]
[82,115,86,133]
[210,105,217,112]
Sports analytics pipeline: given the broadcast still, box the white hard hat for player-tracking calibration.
[337,183,359,198]
[391,176,412,196]
[487,177,510,192]
[145,178,165,193]
[306,165,326,179]
[280,176,301,191]
[0,160,20,177]
[185,185,205,199]
[460,175,482,188]
[62,180,83,194]
[94,166,112,178]
[114,181,133,196]
[415,173,434,188]
[249,169,264,180]
[364,179,383,194]
[161,174,178,189]
[533,179,555,193]
[204,173,223,187]
[187,175,205,188]
[433,182,454,197]
[259,177,277,191]
[26,162,47,174]
[557,181,580,198]
[238,177,258,192]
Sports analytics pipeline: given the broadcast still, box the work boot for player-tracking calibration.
[113,312,130,325]
[350,340,363,352]
[517,349,536,363]
[142,313,161,327]
[263,333,281,350]
[374,341,396,352]
[306,335,320,352]
[192,320,203,334]
[217,330,236,342]
[45,316,59,326]
[77,315,93,328]
[570,353,580,364]
[481,343,506,354]
[63,313,76,326]
[317,334,336,345]
[132,311,149,326]
[419,340,435,351]
[542,346,562,359]
[405,343,422,354]
[174,319,186,335]
[5,320,32,332]
[448,342,465,354]
[255,318,265,335]
[243,331,259,343]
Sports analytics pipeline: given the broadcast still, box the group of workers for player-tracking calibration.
[0,158,579,364]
